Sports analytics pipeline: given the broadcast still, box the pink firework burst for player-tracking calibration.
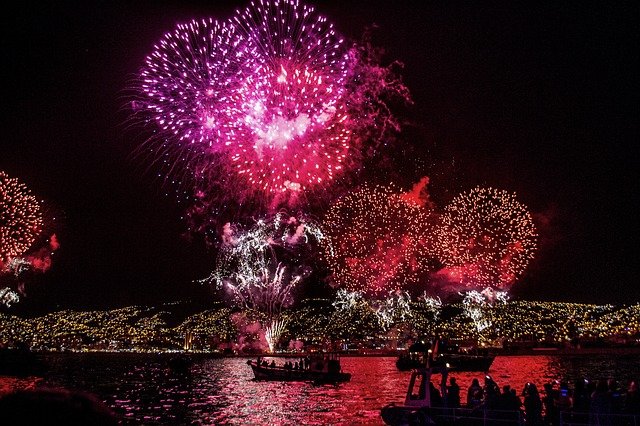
[139,18,250,147]
[435,187,538,291]
[231,0,350,192]
[133,0,351,195]
[322,184,438,298]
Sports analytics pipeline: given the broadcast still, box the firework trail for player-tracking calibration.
[322,183,437,298]
[461,288,509,335]
[416,292,443,321]
[0,287,20,308]
[374,290,413,331]
[0,171,43,264]
[205,212,324,350]
[130,0,412,227]
[435,187,537,291]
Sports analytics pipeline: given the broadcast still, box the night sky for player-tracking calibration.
[2,1,638,314]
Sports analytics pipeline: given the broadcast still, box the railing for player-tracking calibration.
[428,406,525,425]
[559,410,640,426]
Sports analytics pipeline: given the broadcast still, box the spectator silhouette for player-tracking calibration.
[467,378,483,408]
[522,383,543,425]
[624,380,640,416]
[446,377,460,408]
[590,379,612,425]
[0,387,118,426]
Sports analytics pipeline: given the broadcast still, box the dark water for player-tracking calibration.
[3,354,640,425]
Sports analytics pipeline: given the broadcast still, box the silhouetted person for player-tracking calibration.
[510,388,523,412]
[498,385,511,410]
[607,378,622,414]
[590,379,612,425]
[554,382,572,418]
[270,360,276,368]
[447,377,460,408]
[467,378,483,408]
[624,380,640,416]
[522,383,543,425]
[572,378,590,413]
[484,375,500,409]
[0,387,118,426]
[542,382,559,425]
[429,381,443,407]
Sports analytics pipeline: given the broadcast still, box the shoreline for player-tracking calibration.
[7,346,640,357]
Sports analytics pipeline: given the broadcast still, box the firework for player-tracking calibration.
[322,184,437,297]
[132,0,412,224]
[435,187,537,290]
[230,0,351,192]
[461,289,509,335]
[0,287,20,308]
[416,293,443,321]
[0,171,43,263]
[207,212,324,289]
[206,212,324,351]
[374,290,413,331]
[133,0,350,194]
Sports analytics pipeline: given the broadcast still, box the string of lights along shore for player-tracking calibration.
[126,0,539,334]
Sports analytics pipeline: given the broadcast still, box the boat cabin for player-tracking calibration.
[404,366,448,408]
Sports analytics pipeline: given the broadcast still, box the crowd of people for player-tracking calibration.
[432,375,640,424]
[256,356,312,370]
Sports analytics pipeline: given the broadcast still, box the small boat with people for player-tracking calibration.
[396,338,494,372]
[247,352,351,383]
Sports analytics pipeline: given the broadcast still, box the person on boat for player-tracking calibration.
[572,378,591,413]
[446,377,460,408]
[294,361,299,370]
[624,380,640,416]
[607,378,623,414]
[270,360,276,368]
[554,382,572,418]
[429,382,443,407]
[262,360,269,367]
[522,382,543,425]
[467,378,483,408]
[509,388,523,412]
[589,379,612,424]
[542,382,560,425]
[497,385,511,410]
[483,375,500,409]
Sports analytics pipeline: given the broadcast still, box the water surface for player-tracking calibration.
[3,353,640,425]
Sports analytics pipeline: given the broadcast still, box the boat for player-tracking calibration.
[381,366,524,425]
[396,340,494,372]
[247,353,351,383]
[381,365,448,425]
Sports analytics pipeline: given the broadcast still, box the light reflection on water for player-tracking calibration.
[3,354,640,425]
